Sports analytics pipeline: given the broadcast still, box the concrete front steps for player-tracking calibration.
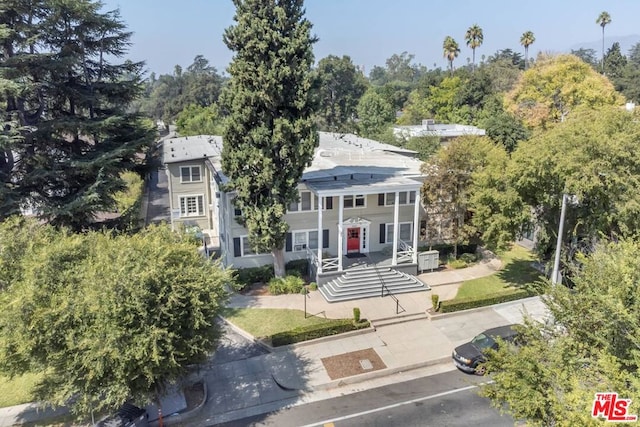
[318,267,430,303]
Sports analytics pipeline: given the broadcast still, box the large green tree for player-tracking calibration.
[508,107,640,260]
[312,54,367,132]
[356,89,395,139]
[175,103,224,136]
[482,238,640,426]
[420,136,493,256]
[0,0,155,229]
[0,220,231,416]
[505,54,623,129]
[222,0,318,277]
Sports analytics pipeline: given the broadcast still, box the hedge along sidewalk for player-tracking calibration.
[427,295,545,321]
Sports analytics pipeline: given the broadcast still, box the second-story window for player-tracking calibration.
[288,190,314,212]
[344,194,365,208]
[180,166,202,183]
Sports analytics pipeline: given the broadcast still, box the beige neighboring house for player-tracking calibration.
[164,132,437,302]
[163,135,223,241]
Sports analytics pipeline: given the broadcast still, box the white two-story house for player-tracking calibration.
[164,132,436,301]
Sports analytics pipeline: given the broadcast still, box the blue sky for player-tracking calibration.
[101,0,640,76]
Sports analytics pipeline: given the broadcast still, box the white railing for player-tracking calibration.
[307,247,318,267]
[306,247,339,271]
[397,239,414,264]
[322,257,339,271]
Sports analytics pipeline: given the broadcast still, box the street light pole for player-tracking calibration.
[552,193,568,285]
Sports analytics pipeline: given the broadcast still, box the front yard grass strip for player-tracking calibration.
[221,307,352,338]
[0,372,42,408]
[454,245,543,300]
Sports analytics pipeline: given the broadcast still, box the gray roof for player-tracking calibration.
[162,135,223,164]
[162,132,425,189]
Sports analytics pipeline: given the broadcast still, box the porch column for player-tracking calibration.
[317,195,323,274]
[412,190,420,264]
[392,191,400,266]
[338,195,344,271]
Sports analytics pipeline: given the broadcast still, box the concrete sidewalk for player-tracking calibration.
[1,255,547,427]
[189,296,549,426]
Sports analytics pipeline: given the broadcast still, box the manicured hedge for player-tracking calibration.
[270,319,370,347]
[438,289,533,313]
[235,265,274,287]
[285,259,309,277]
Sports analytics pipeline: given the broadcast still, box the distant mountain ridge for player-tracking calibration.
[569,34,640,56]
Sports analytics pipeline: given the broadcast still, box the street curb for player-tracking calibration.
[216,314,274,354]
[150,382,209,427]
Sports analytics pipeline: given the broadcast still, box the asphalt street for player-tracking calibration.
[211,369,514,427]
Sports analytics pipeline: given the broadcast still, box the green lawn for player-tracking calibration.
[221,307,349,338]
[0,372,42,408]
[454,245,544,300]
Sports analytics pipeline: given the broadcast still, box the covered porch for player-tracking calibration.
[304,174,423,283]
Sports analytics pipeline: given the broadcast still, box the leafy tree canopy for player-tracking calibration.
[0,220,231,416]
[135,55,225,124]
[505,54,624,129]
[311,55,368,132]
[356,89,395,139]
[176,103,224,136]
[508,107,640,259]
[483,238,640,426]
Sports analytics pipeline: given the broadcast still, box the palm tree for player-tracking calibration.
[596,11,612,73]
[443,36,460,76]
[520,31,536,69]
[465,24,484,70]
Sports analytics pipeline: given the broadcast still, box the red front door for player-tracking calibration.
[347,227,360,253]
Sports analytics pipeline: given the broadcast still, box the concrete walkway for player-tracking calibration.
[0,255,548,427]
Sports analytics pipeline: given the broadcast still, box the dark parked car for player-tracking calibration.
[452,324,518,374]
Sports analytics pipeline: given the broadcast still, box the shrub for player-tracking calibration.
[308,282,318,291]
[268,275,304,295]
[459,252,477,263]
[353,307,361,323]
[235,265,274,287]
[431,294,440,311]
[270,319,371,346]
[439,289,533,313]
[448,259,468,269]
[285,259,309,277]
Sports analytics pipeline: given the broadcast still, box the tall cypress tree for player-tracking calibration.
[0,0,154,229]
[222,0,318,277]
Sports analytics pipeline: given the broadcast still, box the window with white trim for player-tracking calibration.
[293,230,319,251]
[344,194,366,208]
[180,166,202,183]
[289,190,315,212]
[385,191,417,206]
[385,222,413,243]
[179,195,204,217]
[240,236,267,256]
